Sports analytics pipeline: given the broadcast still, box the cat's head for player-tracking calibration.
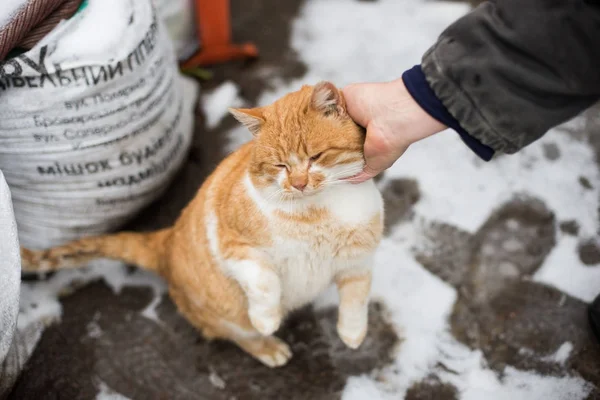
[229,82,365,197]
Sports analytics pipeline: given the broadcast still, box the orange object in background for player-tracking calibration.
[182,0,259,68]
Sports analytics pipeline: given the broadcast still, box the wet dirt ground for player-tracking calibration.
[9,0,600,398]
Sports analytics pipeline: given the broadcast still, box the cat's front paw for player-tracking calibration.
[249,306,282,336]
[337,312,368,349]
[253,336,293,368]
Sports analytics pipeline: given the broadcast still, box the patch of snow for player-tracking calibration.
[519,347,536,356]
[291,0,469,85]
[140,293,163,323]
[18,259,167,331]
[95,380,130,400]
[498,261,520,277]
[503,238,523,252]
[453,366,591,400]
[370,234,456,385]
[343,375,397,400]
[225,125,253,154]
[506,219,521,230]
[0,0,27,30]
[86,320,103,339]
[202,81,244,129]
[402,127,599,236]
[541,342,574,366]
[209,370,226,390]
[534,236,600,302]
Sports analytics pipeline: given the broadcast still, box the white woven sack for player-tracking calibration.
[0,0,198,248]
[152,0,199,60]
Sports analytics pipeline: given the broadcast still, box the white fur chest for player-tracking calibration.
[262,180,383,311]
[316,179,383,226]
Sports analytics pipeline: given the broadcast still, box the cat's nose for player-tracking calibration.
[292,181,307,191]
[291,177,308,191]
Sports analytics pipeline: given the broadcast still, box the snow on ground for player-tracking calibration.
[541,342,574,366]
[534,235,600,302]
[18,259,166,331]
[202,81,244,129]
[95,380,130,400]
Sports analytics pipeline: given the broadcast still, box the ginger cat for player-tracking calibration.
[20,82,384,368]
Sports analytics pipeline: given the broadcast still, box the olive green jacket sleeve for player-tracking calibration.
[422,0,600,154]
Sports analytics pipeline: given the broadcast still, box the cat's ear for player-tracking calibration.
[229,107,265,136]
[310,81,346,117]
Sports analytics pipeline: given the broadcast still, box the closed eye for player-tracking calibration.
[310,152,323,162]
[275,164,288,170]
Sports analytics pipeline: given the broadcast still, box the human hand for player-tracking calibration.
[342,79,447,183]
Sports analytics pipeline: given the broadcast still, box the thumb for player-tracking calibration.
[348,123,390,183]
[350,122,409,184]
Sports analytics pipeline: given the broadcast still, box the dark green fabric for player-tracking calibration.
[422,0,600,154]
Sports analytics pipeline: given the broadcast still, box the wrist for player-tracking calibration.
[389,78,447,143]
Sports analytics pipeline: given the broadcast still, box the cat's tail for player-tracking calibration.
[20,229,170,274]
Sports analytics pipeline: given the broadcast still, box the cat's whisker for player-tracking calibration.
[322,167,364,181]
[322,180,345,186]
[322,173,358,183]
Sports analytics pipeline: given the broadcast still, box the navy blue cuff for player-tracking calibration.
[401,65,494,161]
